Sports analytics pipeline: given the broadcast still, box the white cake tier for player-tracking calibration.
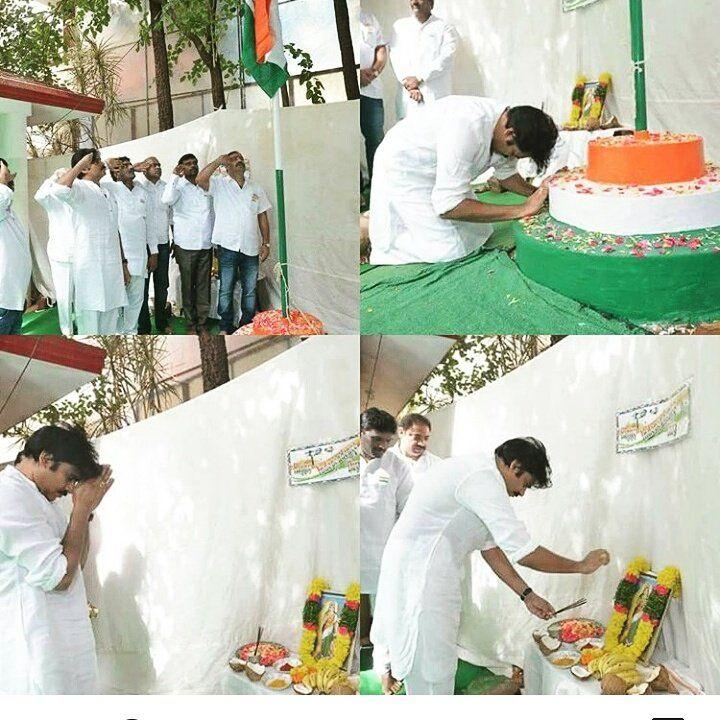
[549,164,720,235]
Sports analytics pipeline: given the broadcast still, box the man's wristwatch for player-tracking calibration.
[520,587,533,601]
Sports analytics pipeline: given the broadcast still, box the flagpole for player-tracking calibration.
[629,0,648,131]
[272,92,289,317]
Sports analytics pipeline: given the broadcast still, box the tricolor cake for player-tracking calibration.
[515,131,720,323]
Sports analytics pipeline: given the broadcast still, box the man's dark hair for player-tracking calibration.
[118,156,131,163]
[16,425,101,480]
[399,413,431,432]
[360,407,397,434]
[506,106,559,173]
[71,148,101,178]
[178,153,197,165]
[494,437,552,489]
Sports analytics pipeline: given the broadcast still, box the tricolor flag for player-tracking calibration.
[241,0,290,98]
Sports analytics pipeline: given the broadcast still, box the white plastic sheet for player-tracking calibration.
[83,335,359,694]
[365,0,720,159]
[28,103,359,334]
[428,336,720,693]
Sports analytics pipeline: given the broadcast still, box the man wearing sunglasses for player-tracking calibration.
[371,437,610,695]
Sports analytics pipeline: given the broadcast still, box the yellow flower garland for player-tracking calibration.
[603,558,680,661]
[298,579,360,671]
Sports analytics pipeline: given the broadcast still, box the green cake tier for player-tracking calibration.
[514,212,720,323]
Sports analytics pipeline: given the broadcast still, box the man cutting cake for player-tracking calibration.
[371,437,610,695]
[369,97,559,265]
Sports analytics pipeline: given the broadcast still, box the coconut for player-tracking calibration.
[627,683,651,695]
[650,665,679,694]
[571,665,592,680]
[293,683,313,695]
[228,657,246,673]
[329,683,357,695]
[245,661,266,682]
[540,635,562,655]
[601,674,629,695]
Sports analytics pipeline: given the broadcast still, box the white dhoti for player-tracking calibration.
[76,308,121,335]
[121,275,146,334]
[49,260,74,336]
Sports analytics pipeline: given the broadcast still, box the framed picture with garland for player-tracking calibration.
[618,572,670,660]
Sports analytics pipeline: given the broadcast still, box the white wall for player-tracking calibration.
[85,335,359,694]
[28,102,359,333]
[429,335,720,692]
[366,0,720,158]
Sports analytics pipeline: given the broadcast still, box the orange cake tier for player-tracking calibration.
[587,132,705,185]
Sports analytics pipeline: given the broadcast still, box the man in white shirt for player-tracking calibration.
[371,437,610,695]
[136,157,172,334]
[389,0,459,120]
[104,157,158,334]
[359,9,388,181]
[370,97,559,265]
[359,407,414,690]
[0,158,32,335]
[0,425,114,693]
[51,149,128,335]
[197,152,271,333]
[387,412,440,480]
[161,153,213,335]
[35,168,75,337]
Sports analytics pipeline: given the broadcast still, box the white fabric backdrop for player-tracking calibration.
[28,103,359,334]
[82,335,359,694]
[365,0,720,158]
[427,336,720,693]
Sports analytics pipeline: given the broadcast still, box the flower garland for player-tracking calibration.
[567,74,587,129]
[587,72,611,123]
[603,557,681,660]
[298,578,360,671]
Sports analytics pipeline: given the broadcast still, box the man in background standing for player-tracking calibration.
[389,0,458,119]
[387,412,440,481]
[197,151,271,333]
[161,153,213,335]
[136,157,172,334]
[0,158,31,335]
[359,8,388,182]
[105,157,157,335]
[35,168,75,337]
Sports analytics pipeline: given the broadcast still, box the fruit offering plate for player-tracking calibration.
[546,618,605,643]
[236,641,289,666]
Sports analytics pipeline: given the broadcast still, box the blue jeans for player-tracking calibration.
[216,246,259,332]
[0,308,23,334]
[360,96,385,180]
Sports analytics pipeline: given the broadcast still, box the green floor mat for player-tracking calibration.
[360,661,507,695]
[21,306,220,336]
[362,190,645,335]
[361,248,643,335]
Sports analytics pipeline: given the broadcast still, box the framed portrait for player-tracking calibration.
[313,591,355,669]
[619,572,672,662]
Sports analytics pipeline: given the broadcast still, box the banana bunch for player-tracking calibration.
[589,651,641,685]
[315,665,347,694]
[301,671,317,692]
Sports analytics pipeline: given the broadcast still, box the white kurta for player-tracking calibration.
[0,185,32,311]
[389,15,458,119]
[0,466,99,694]
[209,175,271,255]
[35,178,75,264]
[161,176,213,250]
[369,96,519,265]
[387,443,441,481]
[359,451,414,595]
[359,10,386,101]
[50,180,127,313]
[139,178,171,247]
[370,455,537,685]
[103,180,156,278]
